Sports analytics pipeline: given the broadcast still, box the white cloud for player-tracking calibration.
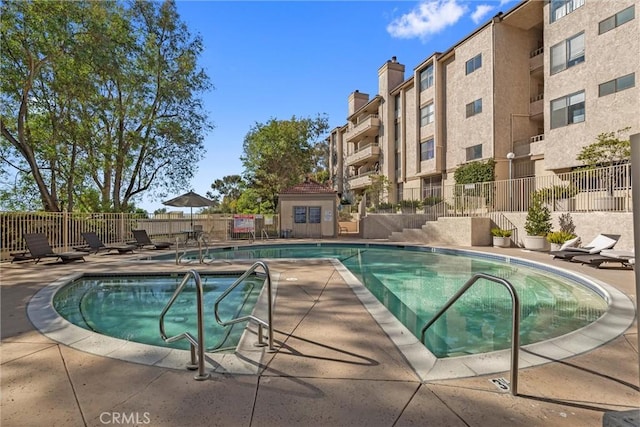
[471,4,495,24]
[387,0,467,40]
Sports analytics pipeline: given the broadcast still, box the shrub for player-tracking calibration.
[491,227,512,237]
[558,212,576,235]
[546,231,577,244]
[525,193,552,236]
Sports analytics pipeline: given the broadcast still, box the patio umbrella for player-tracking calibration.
[163,191,215,228]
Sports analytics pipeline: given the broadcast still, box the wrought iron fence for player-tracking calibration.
[369,163,632,216]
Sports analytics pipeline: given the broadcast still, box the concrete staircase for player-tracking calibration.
[389,216,492,247]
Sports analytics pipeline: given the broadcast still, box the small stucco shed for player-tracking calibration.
[278,178,339,238]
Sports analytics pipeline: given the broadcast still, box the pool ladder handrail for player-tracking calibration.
[420,272,520,396]
[175,235,210,265]
[214,260,275,352]
[159,270,210,381]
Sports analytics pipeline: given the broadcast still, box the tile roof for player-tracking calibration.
[280,178,336,194]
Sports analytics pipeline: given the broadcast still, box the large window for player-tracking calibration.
[421,138,434,161]
[465,144,482,161]
[308,207,321,224]
[294,206,321,223]
[294,206,307,223]
[599,5,635,34]
[420,103,434,126]
[550,91,585,129]
[465,54,482,75]
[420,64,434,90]
[465,99,482,118]
[550,0,585,23]
[550,32,584,74]
[599,73,635,97]
[394,94,401,119]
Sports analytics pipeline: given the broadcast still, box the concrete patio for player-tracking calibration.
[1,240,638,426]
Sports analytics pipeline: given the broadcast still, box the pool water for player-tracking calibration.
[54,274,263,352]
[166,244,608,357]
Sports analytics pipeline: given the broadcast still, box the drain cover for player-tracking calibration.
[489,377,510,391]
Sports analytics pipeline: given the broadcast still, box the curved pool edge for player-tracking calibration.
[329,246,635,382]
[26,270,281,376]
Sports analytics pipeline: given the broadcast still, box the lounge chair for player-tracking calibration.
[550,233,620,260]
[11,233,86,264]
[131,229,172,250]
[572,249,635,269]
[75,232,136,254]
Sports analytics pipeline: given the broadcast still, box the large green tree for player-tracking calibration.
[0,0,212,212]
[241,115,329,209]
[206,174,245,213]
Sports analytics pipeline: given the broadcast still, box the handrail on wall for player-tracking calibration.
[420,272,521,395]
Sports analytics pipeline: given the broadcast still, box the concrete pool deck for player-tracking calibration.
[1,239,638,426]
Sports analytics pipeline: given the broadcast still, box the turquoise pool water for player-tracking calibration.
[54,273,263,352]
[161,243,608,357]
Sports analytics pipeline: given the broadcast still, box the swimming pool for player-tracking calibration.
[53,273,264,352]
[156,243,610,357]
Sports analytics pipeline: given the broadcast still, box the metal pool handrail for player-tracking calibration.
[214,260,275,352]
[159,270,210,381]
[420,272,521,395]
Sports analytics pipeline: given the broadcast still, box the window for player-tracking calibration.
[550,91,585,129]
[550,0,584,23]
[394,121,400,150]
[420,138,434,161]
[465,54,482,75]
[294,206,307,223]
[420,103,434,126]
[308,207,321,224]
[550,32,584,74]
[465,144,482,161]
[465,99,482,118]
[295,206,321,223]
[420,64,434,90]
[394,94,401,119]
[395,151,401,178]
[599,5,635,34]
[599,73,636,97]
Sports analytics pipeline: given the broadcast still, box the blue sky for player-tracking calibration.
[145,0,517,213]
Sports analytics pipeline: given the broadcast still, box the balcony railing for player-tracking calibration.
[345,114,380,142]
[348,170,377,189]
[346,143,380,167]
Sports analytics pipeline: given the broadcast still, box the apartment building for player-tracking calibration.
[328,0,639,206]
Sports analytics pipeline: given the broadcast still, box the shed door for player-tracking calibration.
[292,206,322,238]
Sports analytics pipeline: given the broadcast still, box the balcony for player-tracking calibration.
[513,134,544,157]
[346,143,380,167]
[529,93,543,117]
[529,47,543,71]
[348,171,376,190]
[345,114,380,142]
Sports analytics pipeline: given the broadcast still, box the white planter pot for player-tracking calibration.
[524,235,549,251]
[549,243,562,252]
[493,236,511,248]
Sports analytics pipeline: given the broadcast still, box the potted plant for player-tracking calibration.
[546,231,577,252]
[524,192,552,251]
[491,227,512,248]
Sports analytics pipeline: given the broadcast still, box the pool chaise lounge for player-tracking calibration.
[11,233,86,264]
[550,233,621,260]
[74,232,136,254]
[572,249,635,269]
[131,229,172,250]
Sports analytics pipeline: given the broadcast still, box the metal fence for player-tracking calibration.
[0,212,280,261]
[371,163,632,216]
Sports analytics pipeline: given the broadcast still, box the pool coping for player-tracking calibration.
[26,244,635,383]
[27,269,281,377]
